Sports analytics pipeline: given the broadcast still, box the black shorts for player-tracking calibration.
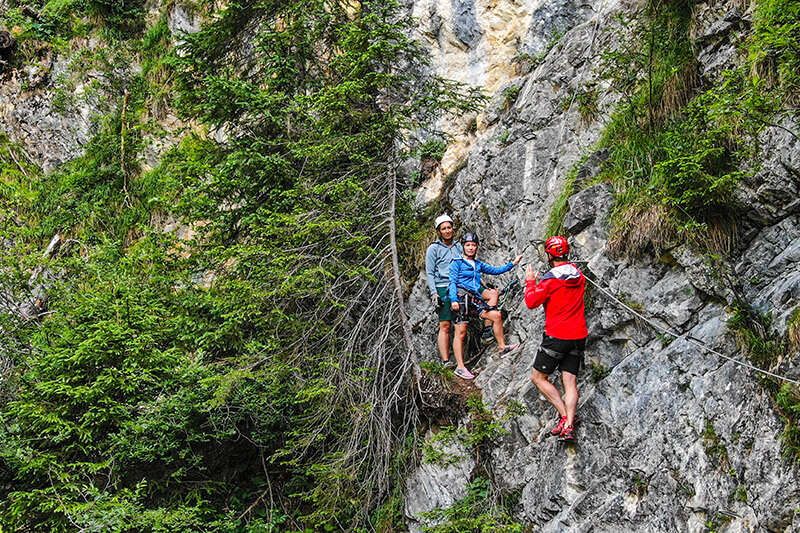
[533,335,586,376]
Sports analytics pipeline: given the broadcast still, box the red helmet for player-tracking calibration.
[544,236,569,258]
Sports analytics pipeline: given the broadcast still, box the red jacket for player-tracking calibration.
[525,262,588,340]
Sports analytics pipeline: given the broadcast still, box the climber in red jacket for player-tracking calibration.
[524,236,587,443]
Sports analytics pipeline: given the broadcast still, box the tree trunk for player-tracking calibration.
[388,166,422,383]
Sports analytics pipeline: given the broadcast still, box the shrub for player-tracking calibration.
[421,477,524,533]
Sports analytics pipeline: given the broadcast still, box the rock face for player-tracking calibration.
[0,50,103,173]
[0,2,199,173]
[405,0,800,530]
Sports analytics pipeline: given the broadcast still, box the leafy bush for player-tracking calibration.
[750,0,800,99]
[727,305,786,370]
[85,0,147,34]
[0,0,482,529]
[419,138,448,162]
[0,0,145,44]
[501,84,521,110]
[775,383,800,459]
[421,477,524,533]
[727,304,800,462]
[422,396,524,466]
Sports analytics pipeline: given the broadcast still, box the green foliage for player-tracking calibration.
[727,305,786,370]
[630,473,649,497]
[462,396,513,449]
[727,304,800,462]
[600,2,695,124]
[419,138,448,162]
[0,2,84,45]
[422,397,524,465]
[588,360,610,383]
[423,426,462,466]
[702,420,730,470]
[0,240,236,530]
[733,484,748,503]
[0,0,481,529]
[656,332,675,347]
[420,360,455,379]
[788,306,800,352]
[139,12,175,119]
[372,435,418,532]
[35,81,148,242]
[501,85,521,111]
[86,0,147,34]
[750,0,800,98]
[0,0,145,47]
[421,477,524,533]
[545,153,587,237]
[0,133,38,210]
[595,0,789,257]
[704,511,735,532]
[775,383,800,460]
[511,31,565,72]
[396,188,438,281]
[638,104,747,237]
[575,86,600,124]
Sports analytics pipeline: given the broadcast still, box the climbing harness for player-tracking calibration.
[457,275,524,366]
[455,278,517,321]
[455,289,492,321]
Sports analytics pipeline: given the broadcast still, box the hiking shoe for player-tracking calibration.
[498,343,520,357]
[454,367,475,380]
[559,424,576,442]
[441,359,455,369]
[550,415,567,436]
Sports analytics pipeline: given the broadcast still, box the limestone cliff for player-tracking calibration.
[405,0,800,530]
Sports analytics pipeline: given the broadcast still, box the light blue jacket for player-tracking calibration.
[448,257,513,303]
[425,240,463,296]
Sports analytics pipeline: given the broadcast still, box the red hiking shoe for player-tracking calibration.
[550,415,567,436]
[559,424,576,442]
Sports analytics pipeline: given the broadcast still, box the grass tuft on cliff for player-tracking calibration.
[548,0,798,257]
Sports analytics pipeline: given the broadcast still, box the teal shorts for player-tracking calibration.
[436,286,454,321]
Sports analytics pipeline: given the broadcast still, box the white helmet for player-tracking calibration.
[434,214,454,230]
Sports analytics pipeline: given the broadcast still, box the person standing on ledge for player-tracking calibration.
[425,214,463,368]
[449,232,522,380]
[524,236,587,443]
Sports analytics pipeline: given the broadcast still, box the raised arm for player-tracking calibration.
[525,277,552,309]
[479,260,514,276]
[524,264,549,308]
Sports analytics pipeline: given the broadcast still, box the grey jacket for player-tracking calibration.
[425,240,463,296]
